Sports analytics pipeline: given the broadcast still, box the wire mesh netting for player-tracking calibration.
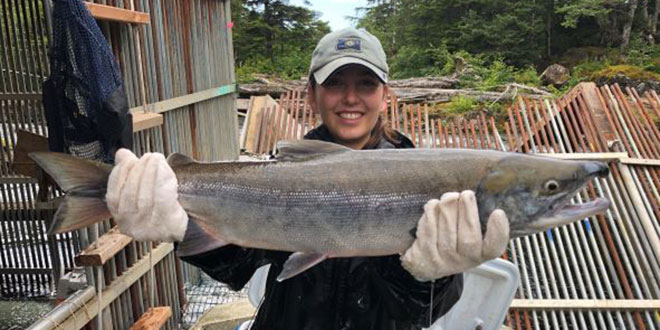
[180,272,248,328]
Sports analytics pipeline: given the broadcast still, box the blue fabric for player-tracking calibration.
[50,0,122,106]
[45,0,132,162]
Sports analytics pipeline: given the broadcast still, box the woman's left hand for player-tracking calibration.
[400,191,510,281]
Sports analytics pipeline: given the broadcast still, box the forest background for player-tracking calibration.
[232,0,660,113]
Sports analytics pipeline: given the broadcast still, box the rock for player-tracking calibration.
[636,82,646,94]
[595,75,660,94]
[540,64,570,87]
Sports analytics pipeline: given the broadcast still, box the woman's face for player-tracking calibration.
[308,65,387,150]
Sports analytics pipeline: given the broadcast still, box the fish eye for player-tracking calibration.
[544,180,560,192]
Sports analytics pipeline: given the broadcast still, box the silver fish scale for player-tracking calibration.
[172,148,500,255]
[181,180,422,209]
[179,179,429,255]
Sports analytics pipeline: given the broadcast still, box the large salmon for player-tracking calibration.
[29,140,610,280]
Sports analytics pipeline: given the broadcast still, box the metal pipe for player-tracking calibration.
[27,286,96,330]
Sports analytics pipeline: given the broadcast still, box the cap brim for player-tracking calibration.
[313,57,388,84]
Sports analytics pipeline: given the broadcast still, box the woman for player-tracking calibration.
[107,28,510,330]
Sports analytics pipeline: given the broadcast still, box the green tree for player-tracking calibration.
[231,0,329,80]
[359,0,547,70]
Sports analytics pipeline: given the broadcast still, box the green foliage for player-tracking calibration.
[429,95,508,121]
[625,37,660,74]
[554,0,622,28]
[547,36,660,94]
[449,53,541,91]
[360,0,546,68]
[236,49,313,82]
[231,0,660,90]
[476,59,517,90]
[231,0,329,83]
[440,95,478,115]
[514,66,542,86]
[389,44,454,79]
[592,65,660,81]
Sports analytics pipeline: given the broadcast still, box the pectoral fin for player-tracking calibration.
[176,218,228,257]
[277,252,327,281]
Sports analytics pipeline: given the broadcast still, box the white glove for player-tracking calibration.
[106,149,188,242]
[401,190,509,281]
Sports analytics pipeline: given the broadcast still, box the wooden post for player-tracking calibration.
[84,2,150,24]
[130,307,172,330]
[75,228,133,267]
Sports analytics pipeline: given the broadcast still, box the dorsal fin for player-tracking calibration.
[167,153,195,167]
[275,140,351,162]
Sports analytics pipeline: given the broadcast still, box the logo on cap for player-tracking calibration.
[337,38,361,52]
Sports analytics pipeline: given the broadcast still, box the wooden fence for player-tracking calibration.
[243,83,660,329]
[2,0,238,329]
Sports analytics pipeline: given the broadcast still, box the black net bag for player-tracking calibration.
[44,0,132,163]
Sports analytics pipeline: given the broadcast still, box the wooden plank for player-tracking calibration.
[130,307,172,330]
[130,84,236,114]
[620,157,660,167]
[618,164,660,264]
[576,82,618,143]
[54,243,174,330]
[510,299,660,311]
[11,129,48,177]
[236,98,250,111]
[0,93,41,100]
[537,152,628,161]
[242,95,278,153]
[75,227,133,267]
[84,2,150,25]
[239,97,255,150]
[0,268,51,275]
[132,112,163,132]
[0,176,38,184]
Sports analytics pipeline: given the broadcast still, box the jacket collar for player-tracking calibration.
[303,124,414,149]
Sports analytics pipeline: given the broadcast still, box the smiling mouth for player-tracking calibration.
[338,112,363,120]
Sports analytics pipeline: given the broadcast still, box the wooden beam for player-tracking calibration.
[11,129,48,178]
[75,227,133,267]
[531,152,660,166]
[132,112,163,132]
[236,98,250,111]
[84,2,150,25]
[576,82,618,143]
[130,307,172,330]
[241,95,279,153]
[53,243,174,330]
[0,176,38,184]
[537,152,628,161]
[510,299,660,311]
[620,157,660,167]
[130,84,236,114]
[0,268,51,275]
[0,93,41,101]
[618,164,660,263]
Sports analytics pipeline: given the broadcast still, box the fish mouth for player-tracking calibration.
[530,197,610,230]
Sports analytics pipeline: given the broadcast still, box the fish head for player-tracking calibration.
[475,154,610,237]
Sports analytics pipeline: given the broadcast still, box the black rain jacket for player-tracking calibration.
[180,124,463,330]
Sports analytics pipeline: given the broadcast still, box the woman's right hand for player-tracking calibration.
[106,149,188,242]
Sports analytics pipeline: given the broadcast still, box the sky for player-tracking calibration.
[289,0,370,31]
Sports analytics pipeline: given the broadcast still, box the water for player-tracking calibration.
[0,298,53,330]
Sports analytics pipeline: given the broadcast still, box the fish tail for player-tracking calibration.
[29,152,112,234]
